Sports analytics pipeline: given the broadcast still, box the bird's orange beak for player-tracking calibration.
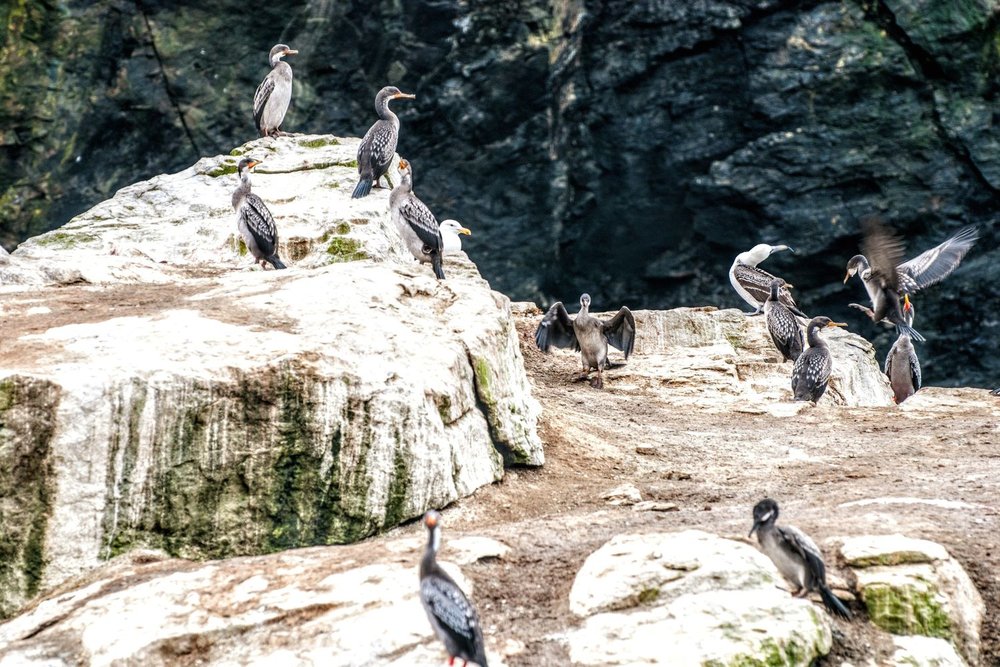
[247,159,261,169]
[827,321,848,328]
[398,158,408,170]
[843,271,851,284]
[903,294,912,313]
[423,512,438,528]
[394,91,416,100]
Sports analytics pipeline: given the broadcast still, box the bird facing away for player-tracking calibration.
[419,511,489,667]
[440,219,472,254]
[749,499,852,620]
[791,316,846,402]
[231,158,287,270]
[535,293,636,389]
[390,158,445,279]
[352,86,416,199]
[729,244,806,317]
[764,278,804,362]
[253,44,298,138]
[884,299,921,404]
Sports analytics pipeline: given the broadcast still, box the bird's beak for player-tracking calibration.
[903,294,912,313]
[398,158,407,170]
[827,321,848,328]
[842,271,851,284]
[247,160,261,169]
[772,245,794,254]
[394,92,416,100]
[748,521,760,538]
[458,227,471,236]
[784,283,795,290]
[285,49,299,56]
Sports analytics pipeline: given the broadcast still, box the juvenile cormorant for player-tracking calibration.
[884,299,921,404]
[440,219,472,254]
[791,316,845,402]
[352,86,415,199]
[764,278,804,362]
[390,158,445,279]
[253,44,298,138]
[232,158,287,270]
[729,244,805,316]
[419,511,489,667]
[535,293,635,389]
[749,499,852,620]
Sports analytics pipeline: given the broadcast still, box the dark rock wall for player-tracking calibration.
[2,0,997,385]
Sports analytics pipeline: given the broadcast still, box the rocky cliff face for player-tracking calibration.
[1,1,997,381]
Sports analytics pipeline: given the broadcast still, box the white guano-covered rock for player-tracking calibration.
[890,635,968,667]
[566,530,832,666]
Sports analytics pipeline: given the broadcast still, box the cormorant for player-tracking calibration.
[253,44,298,138]
[749,498,852,620]
[791,316,846,402]
[764,278,804,362]
[729,244,805,317]
[352,86,415,199]
[390,158,445,279]
[440,219,472,254]
[419,511,489,667]
[535,293,635,389]
[884,299,921,404]
[232,158,287,270]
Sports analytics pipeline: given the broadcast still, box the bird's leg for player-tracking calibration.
[793,587,809,598]
[591,367,604,390]
[848,303,876,320]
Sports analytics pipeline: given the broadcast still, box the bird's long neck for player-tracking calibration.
[419,525,440,578]
[376,96,398,123]
[768,282,781,302]
[806,322,828,348]
[399,170,413,194]
[232,171,252,208]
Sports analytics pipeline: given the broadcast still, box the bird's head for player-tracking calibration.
[844,255,866,283]
[423,510,441,530]
[813,316,847,330]
[380,86,416,101]
[398,158,411,174]
[237,158,261,175]
[579,293,592,310]
[440,219,472,237]
[749,498,779,537]
[269,44,298,66]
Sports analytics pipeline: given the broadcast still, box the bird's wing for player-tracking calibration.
[535,302,579,352]
[776,524,827,582]
[420,577,482,652]
[357,121,397,176]
[242,194,278,256]
[400,196,442,252]
[861,218,905,292]
[252,73,275,131]
[884,342,896,376]
[732,263,776,306]
[897,225,978,293]
[910,348,922,391]
[602,307,636,359]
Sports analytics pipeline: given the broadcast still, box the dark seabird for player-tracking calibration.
[253,44,298,138]
[535,293,635,389]
[419,511,489,667]
[749,498,852,620]
[764,278,804,362]
[390,158,445,279]
[791,316,846,403]
[351,86,416,199]
[884,299,921,404]
[729,244,806,317]
[440,219,472,254]
[232,158,287,270]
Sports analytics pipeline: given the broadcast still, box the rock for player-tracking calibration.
[601,483,642,506]
[890,635,968,667]
[566,530,832,666]
[0,137,542,619]
[840,535,985,665]
[0,534,505,667]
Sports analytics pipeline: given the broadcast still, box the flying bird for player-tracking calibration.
[253,44,298,138]
[352,86,415,199]
[231,158,287,270]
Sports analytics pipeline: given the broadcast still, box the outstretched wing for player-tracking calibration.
[897,225,978,294]
[399,195,442,252]
[602,307,635,359]
[535,302,578,352]
[252,73,275,132]
[861,218,905,292]
[241,193,278,257]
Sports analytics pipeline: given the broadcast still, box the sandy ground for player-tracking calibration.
[412,315,1000,665]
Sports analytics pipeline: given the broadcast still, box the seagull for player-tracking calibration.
[749,498,852,620]
[791,316,846,403]
[535,293,635,389]
[440,219,472,254]
[252,44,298,138]
[419,511,489,667]
[352,86,415,199]
[729,244,805,317]
[231,158,287,270]
[390,158,445,279]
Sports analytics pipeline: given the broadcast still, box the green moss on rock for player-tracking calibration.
[862,582,952,638]
[33,231,99,248]
[298,137,339,148]
[326,237,367,262]
[205,163,238,178]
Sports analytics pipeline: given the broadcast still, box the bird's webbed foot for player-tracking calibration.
[573,372,590,384]
[848,303,875,319]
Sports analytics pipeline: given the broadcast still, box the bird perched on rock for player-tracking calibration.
[764,278,804,362]
[791,316,845,402]
[884,299,921,404]
[390,158,445,279]
[749,498,852,620]
[232,158,287,270]
[253,44,298,138]
[419,511,489,667]
[535,293,635,389]
[352,86,416,199]
[729,244,805,317]
[440,219,472,254]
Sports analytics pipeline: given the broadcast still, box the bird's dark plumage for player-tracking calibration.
[764,278,804,362]
[729,244,806,317]
[791,316,845,402]
[749,499,852,620]
[253,44,297,138]
[390,158,445,279]
[420,511,489,667]
[352,86,415,199]
[232,158,287,270]
[884,301,921,404]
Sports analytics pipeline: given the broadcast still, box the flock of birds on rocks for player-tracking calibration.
[234,44,986,665]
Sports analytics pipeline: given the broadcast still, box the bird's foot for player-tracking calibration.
[847,303,875,319]
[590,374,604,390]
[792,587,808,598]
[572,373,590,384]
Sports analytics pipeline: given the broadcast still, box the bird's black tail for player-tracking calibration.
[820,586,852,620]
[351,179,372,199]
[267,255,287,270]
[431,252,445,280]
[897,322,925,342]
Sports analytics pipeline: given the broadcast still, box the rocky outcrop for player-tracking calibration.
[0,136,542,619]
[566,530,833,666]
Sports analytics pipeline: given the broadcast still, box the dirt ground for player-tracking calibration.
[423,315,1000,666]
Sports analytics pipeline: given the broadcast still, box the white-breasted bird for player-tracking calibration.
[231,158,287,270]
[253,44,298,138]
[729,243,805,316]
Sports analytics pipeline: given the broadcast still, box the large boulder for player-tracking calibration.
[565,530,833,666]
[0,137,542,619]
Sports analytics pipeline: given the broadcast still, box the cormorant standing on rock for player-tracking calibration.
[884,299,921,404]
[729,244,805,316]
[764,278,804,362]
[352,86,415,199]
[535,294,635,390]
[749,499,852,620]
[791,316,845,403]
[390,158,445,279]
[419,511,489,667]
[232,158,287,270]
[253,44,298,138]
